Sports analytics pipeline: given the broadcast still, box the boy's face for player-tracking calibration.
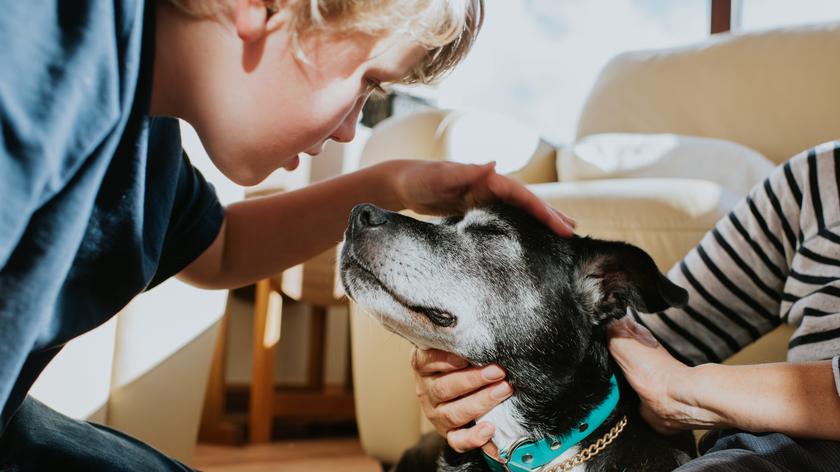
[184,20,426,186]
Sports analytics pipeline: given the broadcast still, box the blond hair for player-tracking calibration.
[168,0,484,84]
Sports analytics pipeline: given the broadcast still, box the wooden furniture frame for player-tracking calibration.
[199,255,355,444]
[248,249,355,443]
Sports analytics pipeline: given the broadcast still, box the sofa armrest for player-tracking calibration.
[507,140,559,185]
[350,303,427,465]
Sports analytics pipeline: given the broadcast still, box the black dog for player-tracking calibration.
[340,203,695,471]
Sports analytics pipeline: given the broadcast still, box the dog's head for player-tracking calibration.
[339,203,687,367]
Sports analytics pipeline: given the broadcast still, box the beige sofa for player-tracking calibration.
[350,23,840,464]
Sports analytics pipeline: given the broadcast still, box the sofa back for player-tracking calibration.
[576,22,840,164]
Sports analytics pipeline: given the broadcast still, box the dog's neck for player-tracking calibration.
[479,340,622,462]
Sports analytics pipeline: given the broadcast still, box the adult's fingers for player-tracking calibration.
[485,173,574,237]
[419,364,507,405]
[411,348,469,375]
[446,423,496,453]
[607,315,659,348]
[430,381,513,431]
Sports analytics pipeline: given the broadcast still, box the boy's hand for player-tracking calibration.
[411,348,512,454]
[387,160,575,237]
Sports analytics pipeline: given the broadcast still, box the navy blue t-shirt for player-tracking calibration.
[0,0,225,433]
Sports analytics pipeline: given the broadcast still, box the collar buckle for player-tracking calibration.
[482,374,622,472]
[483,437,541,472]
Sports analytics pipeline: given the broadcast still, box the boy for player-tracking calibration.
[0,0,574,469]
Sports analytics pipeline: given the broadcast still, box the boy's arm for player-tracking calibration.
[178,159,575,289]
[178,160,398,289]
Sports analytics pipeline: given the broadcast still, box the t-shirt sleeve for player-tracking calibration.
[147,151,225,289]
[633,156,796,366]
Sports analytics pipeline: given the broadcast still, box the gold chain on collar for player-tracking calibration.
[545,415,628,472]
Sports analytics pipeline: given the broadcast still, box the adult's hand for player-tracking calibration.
[607,316,720,434]
[609,315,840,441]
[386,160,575,237]
[411,348,513,453]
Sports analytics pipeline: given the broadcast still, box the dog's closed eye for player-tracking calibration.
[464,223,509,237]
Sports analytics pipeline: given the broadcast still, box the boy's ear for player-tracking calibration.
[575,237,688,321]
[234,0,269,42]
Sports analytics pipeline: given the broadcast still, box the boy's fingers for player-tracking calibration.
[485,174,574,237]
[412,348,468,375]
[551,207,577,228]
[446,161,497,189]
[432,381,513,430]
[446,423,496,453]
[422,365,507,404]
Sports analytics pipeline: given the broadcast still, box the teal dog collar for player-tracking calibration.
[482,375,621,472]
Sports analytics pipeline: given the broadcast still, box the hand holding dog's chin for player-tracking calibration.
[608,317,726,434]
[382,160,575,236]
[410,347,513,453]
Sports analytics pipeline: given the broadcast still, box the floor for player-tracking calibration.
[190,438,383,472]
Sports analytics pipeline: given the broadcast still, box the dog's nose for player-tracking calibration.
[351,203,387,229]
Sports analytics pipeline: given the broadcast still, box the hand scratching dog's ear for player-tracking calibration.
[575,238,688,321]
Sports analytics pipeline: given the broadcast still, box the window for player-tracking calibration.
[412,0,709,146]
[735,0,840,32]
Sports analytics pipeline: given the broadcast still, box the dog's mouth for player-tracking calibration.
[343,251,457,328]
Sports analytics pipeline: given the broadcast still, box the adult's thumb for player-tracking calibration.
[607,315,659,348]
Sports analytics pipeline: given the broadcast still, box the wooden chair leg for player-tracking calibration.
[250,279,282,443]
[198,297,244,444]
[307,305,327,390]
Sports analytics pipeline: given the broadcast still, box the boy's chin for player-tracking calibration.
[281,154,301,171]
[211,154,301,186]
[218,163,272,187]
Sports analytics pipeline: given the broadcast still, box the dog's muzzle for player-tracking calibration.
[343,204,457,329]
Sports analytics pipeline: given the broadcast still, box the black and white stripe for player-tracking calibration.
[636,141,840,392]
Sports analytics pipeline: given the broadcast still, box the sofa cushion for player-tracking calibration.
[557,133,775,196]
[575,23,840,164]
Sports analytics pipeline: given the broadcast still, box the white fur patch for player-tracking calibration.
[575,273,603,324]
[480,400,585,472]
[456,208,496,232]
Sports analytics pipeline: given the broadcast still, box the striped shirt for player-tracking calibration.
[636,141,840,397]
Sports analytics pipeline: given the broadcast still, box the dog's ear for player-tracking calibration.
[574,237,688,321]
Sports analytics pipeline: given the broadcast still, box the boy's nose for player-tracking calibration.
[331,118,357,143]
[331,99,364,143]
